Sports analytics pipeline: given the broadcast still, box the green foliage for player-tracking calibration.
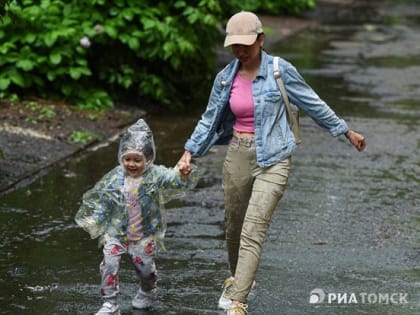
[86,113,99,121]
[222,0,315,15]
[22,100,55,124]
[0,0,314,110]
[0,0,22,17]
[6,93,19,103]
[0,0,222,110]
[68,130,98,145]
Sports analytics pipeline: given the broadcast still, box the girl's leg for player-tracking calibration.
[100,239,126,302]
[223,143,255,275]
[227,157,291,302]
[128,237,157,292]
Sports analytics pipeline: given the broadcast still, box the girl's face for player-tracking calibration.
[231,35,265,65]
[122,153,146,177]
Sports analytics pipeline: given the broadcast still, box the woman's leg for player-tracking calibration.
[227,157,291,302]
[223,143,255,275]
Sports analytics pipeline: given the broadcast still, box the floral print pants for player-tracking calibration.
[99,235,157,301]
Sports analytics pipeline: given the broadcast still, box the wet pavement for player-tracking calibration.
[1,0,419,314]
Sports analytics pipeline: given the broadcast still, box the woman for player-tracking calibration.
[177,11,366,315]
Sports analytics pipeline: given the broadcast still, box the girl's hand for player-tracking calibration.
[345,130,367,152]
[177,150,192,175]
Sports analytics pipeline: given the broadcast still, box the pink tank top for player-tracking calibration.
[229,73,255,133]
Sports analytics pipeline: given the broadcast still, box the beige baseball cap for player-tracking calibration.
[224,11,263,47]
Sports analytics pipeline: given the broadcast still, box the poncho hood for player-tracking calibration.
[118,119,156,171]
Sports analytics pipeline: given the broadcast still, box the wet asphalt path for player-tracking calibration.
[1,0,419,314]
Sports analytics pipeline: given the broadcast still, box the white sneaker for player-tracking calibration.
[95,301,120,315]
[218,277,234,310]
[227,302,248,315]
[218,277,256,310]
[132,288,156,309]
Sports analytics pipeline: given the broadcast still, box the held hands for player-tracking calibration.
[177,150,193,175]
[345,130,366,152]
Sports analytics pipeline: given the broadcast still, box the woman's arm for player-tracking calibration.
[283,62,348,137]
[281,60,367,151]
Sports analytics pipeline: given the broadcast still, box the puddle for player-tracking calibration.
[0,1,419,314]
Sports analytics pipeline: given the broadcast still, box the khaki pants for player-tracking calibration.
[222,140,291,302]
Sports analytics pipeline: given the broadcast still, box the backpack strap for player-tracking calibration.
[273,56,302,144]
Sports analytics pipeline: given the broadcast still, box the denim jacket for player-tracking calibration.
[184,50,349,167]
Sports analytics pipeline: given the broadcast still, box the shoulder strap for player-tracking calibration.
[273,56,301,144]
[273,57,287,100]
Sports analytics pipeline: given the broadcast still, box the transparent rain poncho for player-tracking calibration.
[75,119,197,248]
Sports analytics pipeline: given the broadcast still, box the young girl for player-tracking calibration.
[75,119,197,315]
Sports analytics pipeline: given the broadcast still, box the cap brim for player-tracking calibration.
[224,34,258,47]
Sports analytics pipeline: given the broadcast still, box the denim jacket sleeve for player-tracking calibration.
[184,61,238,157]
[281,60,349,137]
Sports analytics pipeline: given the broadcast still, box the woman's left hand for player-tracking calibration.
[345,130,366,152]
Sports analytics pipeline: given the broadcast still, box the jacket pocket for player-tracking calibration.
[263,92,282,116]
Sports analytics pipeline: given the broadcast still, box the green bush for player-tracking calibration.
[0,0,222,110]
[0,0,314,111]
[224,0,315,15]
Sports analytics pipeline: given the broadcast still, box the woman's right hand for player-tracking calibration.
[177,150,192,175]
[345,130,367,152]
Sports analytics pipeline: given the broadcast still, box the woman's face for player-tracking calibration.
[122,153,146,177]
[231,35,264,65]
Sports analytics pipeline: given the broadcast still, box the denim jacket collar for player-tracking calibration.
[257,50,269,80]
